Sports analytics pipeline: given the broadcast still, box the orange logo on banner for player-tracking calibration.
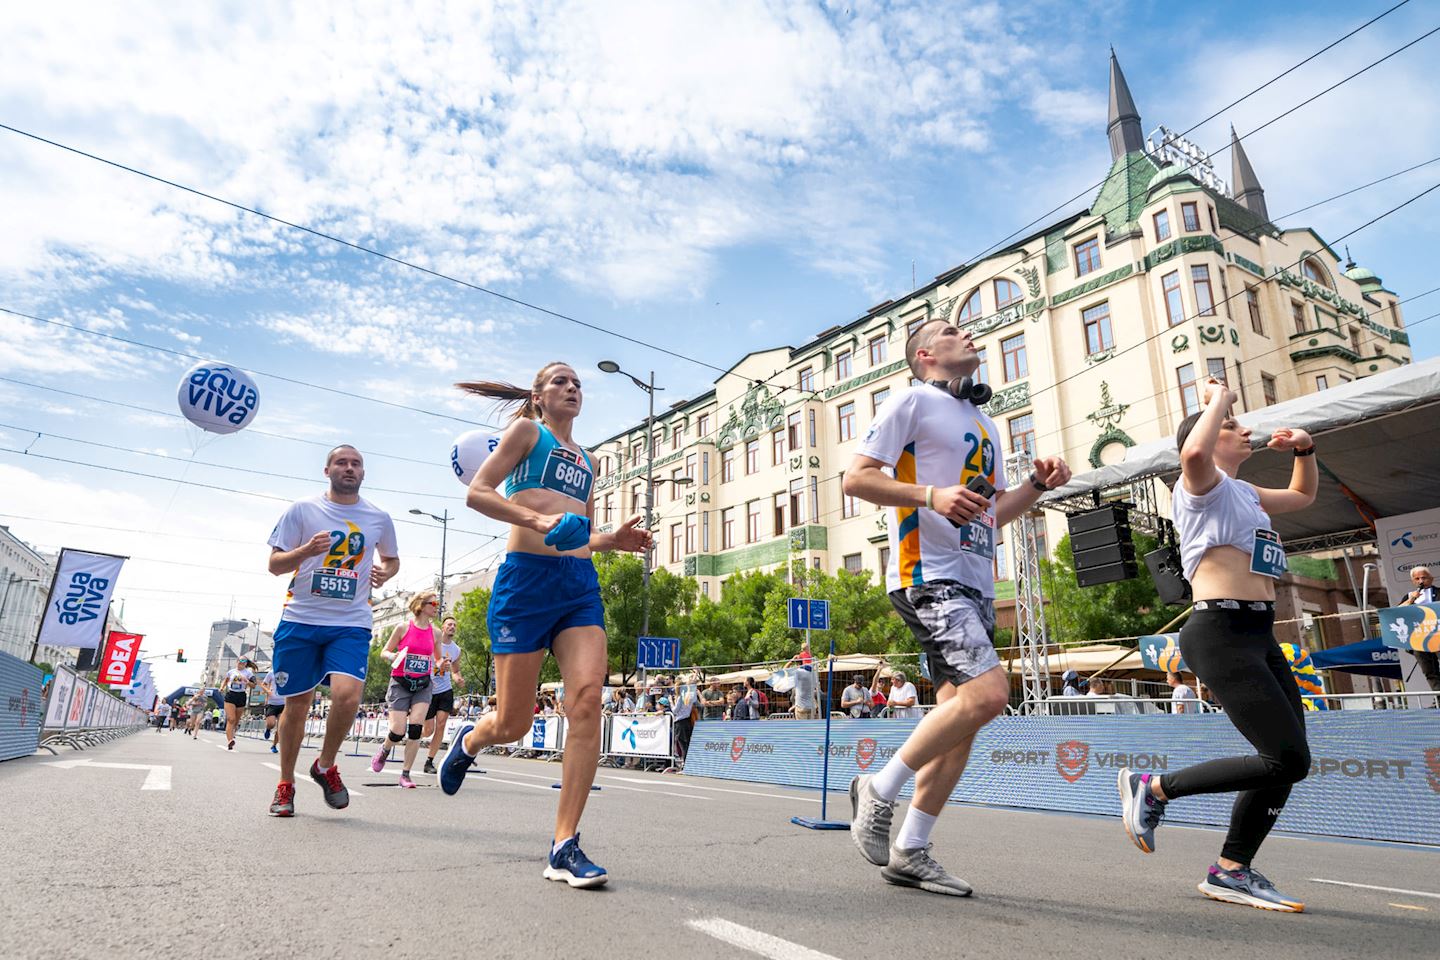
[856,738,878,770]
[730,736,746,762]
[1056,740,1091,783]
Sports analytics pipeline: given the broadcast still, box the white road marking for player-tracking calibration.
[1309,879,1440,900]
[262,762,366,797]
[603,775,821,803]
[687,918,843,960]
[487,766,710,800]
[42,758,171,790]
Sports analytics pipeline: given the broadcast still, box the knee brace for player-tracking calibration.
[407,723,424,742]
[387,730,404,744]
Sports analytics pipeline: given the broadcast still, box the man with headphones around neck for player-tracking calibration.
[843,318,1071,897]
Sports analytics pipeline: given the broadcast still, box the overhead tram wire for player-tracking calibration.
[0,445,504,541]
[0,5,1411,403]
[0,373,450,468]
[0,306,504,431]
[732,17,1439,406]
[0,419,461,502]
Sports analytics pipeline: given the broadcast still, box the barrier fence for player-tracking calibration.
[1,650,47,761]
[28,662,148,754]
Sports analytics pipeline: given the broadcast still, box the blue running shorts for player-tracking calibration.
[271,620,373,696]
[488,553,605,655]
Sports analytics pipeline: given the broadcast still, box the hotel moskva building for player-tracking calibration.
[591,52,1413,599]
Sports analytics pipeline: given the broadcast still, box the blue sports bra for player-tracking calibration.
[505,421,594,505]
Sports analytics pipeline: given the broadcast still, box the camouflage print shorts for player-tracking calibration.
[889,580,1000,687]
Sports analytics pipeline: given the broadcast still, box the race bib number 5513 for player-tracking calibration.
[311,567,359,601]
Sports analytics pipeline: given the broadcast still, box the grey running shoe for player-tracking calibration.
[1117,767,1166,853]
[849,775,895,866]
[881,844,973,897]
[1198,864,1304,913]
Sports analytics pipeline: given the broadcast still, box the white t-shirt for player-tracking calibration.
[224,668,254,694]
[1171,470,1276,582]
[888,681,921,718]
[431,641,461,694]
[156,701,171,717]
[268,494,399,629]
[856,384,1007,595]
[1171,684,1198,713]
[262,671,285,705]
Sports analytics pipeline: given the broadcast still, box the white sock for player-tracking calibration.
[552,835,575,856]
[869,755,916,802]
[896,807,938,851]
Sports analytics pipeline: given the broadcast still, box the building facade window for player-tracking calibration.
[1349,326,1361,356]
[871,386,890,414]
[906,316,926,338]
[868,335,888,366]
[1001,333,1028,381]
[671,426,683,450]
[631,483,643,515]
[1162,271,1185,326]
[771,428,785,466]
[787,411,802,451]
[789,478,806,526]
[837,401,856,441]
[721,508,735,549]
[1261,373,1278,406]
[1291,300,1307,335]
[1181,201,1200,232]
[1177,363,1200,415]
[746,501,761,543]
[1206,358,1227,385]
[721,447,735,483]
[841,485,861,518]
[1316,375,1329,391]
[745,439,759,475]
[1153,209,1171,242]
[685,452,697,482]
[702,511,710,551]
[1302,259,1330,287]
[773,492,786,534]
[671,524,683,563]
[670,467,684,500]
[1246,288,1265,335]
[697,413,710,438]
[835,349,853,380]
[878,546,891,572]
[1009,413,1036,457]
[1082,301,1113,355]
[976,347,989,385]
[1208,206,1218,233]
[843,553,863,574]
[1074,236,1101,277]
[798,367,814,393]
[685,513,696,554]
[808,409,818,447]
[994,278,1022,308]
[1192,265,1215,316]
[701,451,710,484]
[957,289,982,323]
[603,493,614,525]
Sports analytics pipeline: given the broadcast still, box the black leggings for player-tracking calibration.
[1159,605,1310,865]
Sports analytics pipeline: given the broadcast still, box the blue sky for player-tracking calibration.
[2,0,1437,694]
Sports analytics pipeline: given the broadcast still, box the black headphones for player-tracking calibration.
[927,377,992,405]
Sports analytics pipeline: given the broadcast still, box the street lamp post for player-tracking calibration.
[409,508,452,612]
[598,362,660,641]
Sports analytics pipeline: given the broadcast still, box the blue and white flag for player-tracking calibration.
[36,548,128,650]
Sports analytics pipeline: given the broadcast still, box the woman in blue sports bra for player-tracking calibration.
[437,361,651,889]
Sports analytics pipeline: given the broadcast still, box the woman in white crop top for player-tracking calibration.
[1117,376,1318,914]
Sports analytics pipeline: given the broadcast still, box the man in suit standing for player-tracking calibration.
[1399,566,1440,693]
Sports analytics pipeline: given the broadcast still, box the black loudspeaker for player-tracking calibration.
[75,647,101,671]
[927,377,993,405]
[1145,545,1193,606]
[1068,504,1137,587]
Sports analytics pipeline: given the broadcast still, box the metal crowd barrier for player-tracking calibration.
[37,665,149,753]
[1030,695,1219,716]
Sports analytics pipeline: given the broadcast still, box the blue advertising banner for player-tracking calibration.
[684,713,1440,846]
[1378,603,1440,653]
[1137,634,1184,672]
[0,650,45,762]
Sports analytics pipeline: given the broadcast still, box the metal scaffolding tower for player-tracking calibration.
[1005,451,1051,709]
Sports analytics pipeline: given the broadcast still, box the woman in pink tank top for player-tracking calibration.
[372,591,438,787]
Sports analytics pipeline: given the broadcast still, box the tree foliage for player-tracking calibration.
[1039,532,1179,645]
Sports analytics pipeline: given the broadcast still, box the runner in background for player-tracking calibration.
[187,690,208,739]
[423,616,463,776]
[221,658,257,750]
[153,698,171,733]
[372,591,438,789]
[260,669,287,754]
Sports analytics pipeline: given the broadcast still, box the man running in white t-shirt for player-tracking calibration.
[264,445,399,817]
[844,318,1070,896]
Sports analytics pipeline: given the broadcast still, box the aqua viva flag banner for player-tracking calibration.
[36,549,128,650]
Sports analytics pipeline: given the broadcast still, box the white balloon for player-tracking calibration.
[450,430,500,485]
[176,361,260,435]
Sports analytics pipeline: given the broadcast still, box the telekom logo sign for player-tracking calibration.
[99,632,143,686]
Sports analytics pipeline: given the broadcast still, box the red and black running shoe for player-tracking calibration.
[269,781,296,817]
[309,759,349,809]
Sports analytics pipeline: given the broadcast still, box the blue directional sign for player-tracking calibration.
[637,636,680,669]
[787,598,831,631]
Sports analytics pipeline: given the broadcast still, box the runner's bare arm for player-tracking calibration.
[994,456,1071,527]
[268,531,331,576]
[844,454,990,525]
[371,554,400,588]
[1254,428,1317,515]
[1179,378,1235,496]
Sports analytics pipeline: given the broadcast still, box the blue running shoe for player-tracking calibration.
[263,727,272,740]
[270,744,278,754]
[543,834,608,888]
[1199,864,1304,913]
[439,723,476,796]
[1117,767,1166,853]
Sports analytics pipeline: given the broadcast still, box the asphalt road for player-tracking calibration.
[4,727,1437,960]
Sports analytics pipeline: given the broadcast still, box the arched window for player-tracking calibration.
[1302,259,1331,288]
[994,278,1022,309]
[957,289,982,323]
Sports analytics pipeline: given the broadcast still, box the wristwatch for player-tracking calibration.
[1028,472,1050,492]
[1293,445,1316,458]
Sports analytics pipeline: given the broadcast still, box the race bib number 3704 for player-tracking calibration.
[959,512,996,560]
[311,566,359,601]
